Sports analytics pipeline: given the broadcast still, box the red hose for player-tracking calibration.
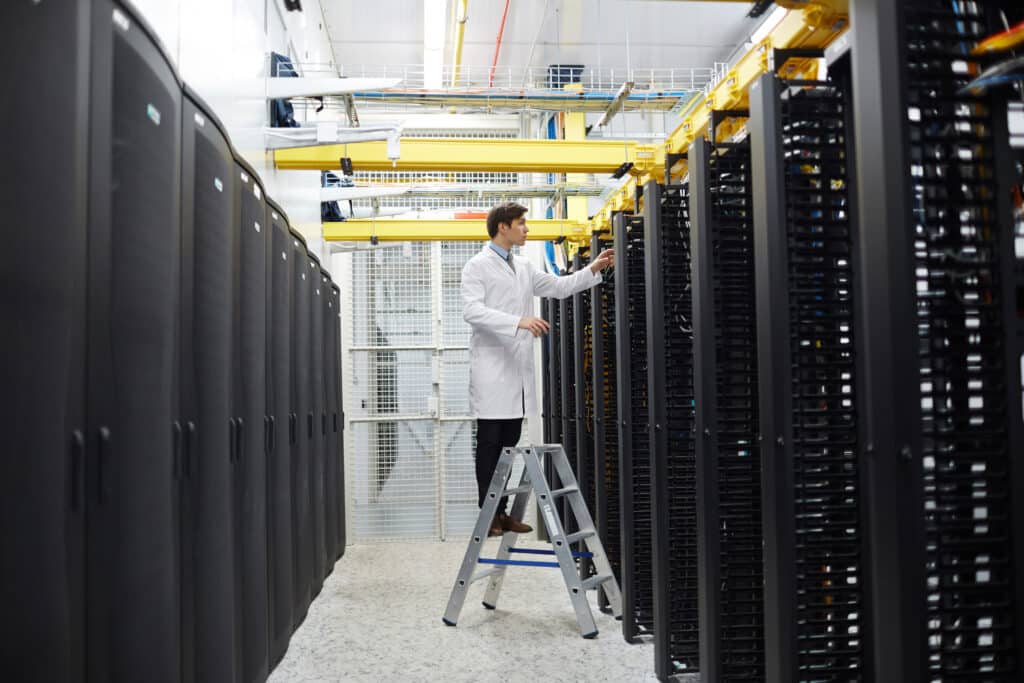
[489,0,511,87]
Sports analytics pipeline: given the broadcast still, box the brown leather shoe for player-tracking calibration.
[488,516,504,537]
[498,513,533,534]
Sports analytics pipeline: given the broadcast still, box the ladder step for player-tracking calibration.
[581,573,613,591]
[502,484,531,495]
[564,528,596,545]
[550,484,579,498]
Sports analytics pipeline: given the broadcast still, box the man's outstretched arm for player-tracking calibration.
[529,248,615,299]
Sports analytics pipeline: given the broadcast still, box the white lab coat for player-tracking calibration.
[462,244,602,419]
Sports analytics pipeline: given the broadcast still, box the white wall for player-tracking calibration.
[127,0,335,260]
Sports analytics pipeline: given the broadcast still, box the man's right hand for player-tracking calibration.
[518,316,551,337]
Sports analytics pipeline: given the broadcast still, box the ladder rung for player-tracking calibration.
[471,567,503,583]
[581,574,613,591]
[550,485,579,498]
[502,484,531,495]
[565,528,596,545]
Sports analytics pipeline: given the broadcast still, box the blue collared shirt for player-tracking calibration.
[488,241,510,260]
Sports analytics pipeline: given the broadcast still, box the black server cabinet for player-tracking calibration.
[541,298,552,442]
[591,232,620,612]
[85,3,182,680]
[233,155,269,683]
[572,252,594,565]
[331,282,347,559]
[644,180,700,678]
[851,1,1024,679]
[613,212,655,642]
[290,230,313,622]
[180,88,238,683]
[547,297,562,447]
[0,1,89,678]
[749,71,868,682]
[320,267,337,574]
[309,253,327,592]
[266,199,294,664]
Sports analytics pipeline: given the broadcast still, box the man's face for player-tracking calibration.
[503,216,529,246]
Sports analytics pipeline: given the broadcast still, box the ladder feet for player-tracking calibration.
[482,601,496,610]
[582,630,598,639]
[442,617,457,627]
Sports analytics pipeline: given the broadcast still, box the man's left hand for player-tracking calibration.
[589,248,615,273]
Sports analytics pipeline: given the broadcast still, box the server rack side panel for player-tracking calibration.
[321,268,338,571]
[0,1,89,677]
[86,3,183,678]
[850,1,930,678]
[180,92,238,683]
[689,138,723,682]
[749,73,798,683]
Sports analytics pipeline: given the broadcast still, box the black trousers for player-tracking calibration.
[475,418,523,515]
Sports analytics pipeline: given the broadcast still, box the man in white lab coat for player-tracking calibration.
[462,202,614,537]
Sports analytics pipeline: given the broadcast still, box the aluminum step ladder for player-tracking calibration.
[442,444,622,638]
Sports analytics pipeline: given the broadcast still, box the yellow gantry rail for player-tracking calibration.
[275,136,658,175]
[301,0,848,244]
[323,218,589,242]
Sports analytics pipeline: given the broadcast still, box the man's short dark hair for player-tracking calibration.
[486,202,528,238]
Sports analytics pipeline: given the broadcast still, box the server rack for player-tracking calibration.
[547,296,562,447]
[320,267,338,573]
[266,199,294,665]
[573,251,594,564]
[330,282,347,559]
[85,3,183,679]
[541,297,553,442]
[851,1,1024,679]
[749,70,868,682]
[290,229,313,623]
[690,130,766,681]
[233,154,271,683]
[0,1,89,677]
[180,87,238,683]
[614,212,655,642]
[591,232,621,612]
[560,293,577,531]
[309,253,327,594]
[644,180,701,679]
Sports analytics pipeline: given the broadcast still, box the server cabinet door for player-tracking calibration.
[309,257,326,591]
[267,208,294,664]
[233,162,269,683]
[180,93,237,683]
[0,1,88,678]
[331,284,346,558]
[290,232,312,622]
[85,4,181,680]
[321,271,338,567]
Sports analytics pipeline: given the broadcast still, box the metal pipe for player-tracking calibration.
[489,0,511,87]
[451,0,468,87]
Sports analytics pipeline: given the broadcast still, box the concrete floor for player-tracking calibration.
[268,540,662,682]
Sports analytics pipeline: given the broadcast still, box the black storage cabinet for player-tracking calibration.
[266,199,294,664]
[85,2,183,680]
[0,1,89,678]
[232,154,270,683]
[309,253,327,591]
[289,228,313,622]
[180,86,238,683]
[322,269,339,567]
[330,282,347,558]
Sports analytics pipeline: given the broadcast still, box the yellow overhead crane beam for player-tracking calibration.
[275,137,659,175]
[322,218,589,242]
[589,0,849,236]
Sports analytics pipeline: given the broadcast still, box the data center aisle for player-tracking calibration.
[269,541,666,682]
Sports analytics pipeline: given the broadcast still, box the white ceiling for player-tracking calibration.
[321,0,758,77]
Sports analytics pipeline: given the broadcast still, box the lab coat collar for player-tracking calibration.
[488,241,510,260]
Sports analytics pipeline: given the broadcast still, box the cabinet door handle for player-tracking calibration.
[235,418,245,464]
[269,416,276,453]
[229,418,237,463]
[307,413,313,439]
[185,421,196,479]
[71,430,85,511]
[289,413,297,445]
[97,426,112,504]
[172,421,183,480]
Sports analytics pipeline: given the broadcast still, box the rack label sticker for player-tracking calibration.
[147,104,161,126]
[194,112,205,127]
[214,177,223,193]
